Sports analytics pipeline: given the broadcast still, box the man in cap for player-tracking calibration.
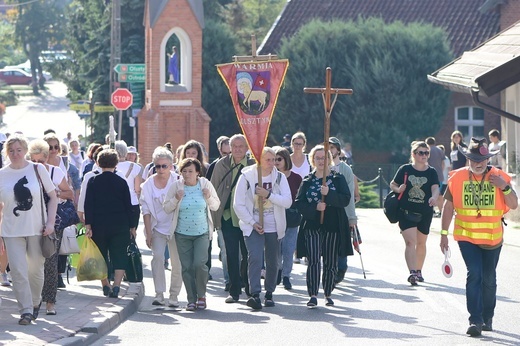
[328,137,357,283]
[281,133,292,153]
[440,137,518,337]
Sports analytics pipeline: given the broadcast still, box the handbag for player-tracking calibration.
[59,224,81,255]
[34,164,57,258]
[285,207,302,228]
[56,199,80,231]
[125,239,143,283]
[383,172,408,224]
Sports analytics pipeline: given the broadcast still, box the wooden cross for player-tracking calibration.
[304,67,353,223]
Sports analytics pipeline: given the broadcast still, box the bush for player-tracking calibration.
[356,183,380,208]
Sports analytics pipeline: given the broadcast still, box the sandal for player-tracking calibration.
[19,313,33,325]
[186,303,196,311]
[33,301,42,320]
[196,297,207,310]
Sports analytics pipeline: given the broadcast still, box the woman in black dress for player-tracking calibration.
[84,149,137,298]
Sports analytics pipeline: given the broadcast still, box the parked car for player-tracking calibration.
[5,60,52,81]
[0,68,33,85]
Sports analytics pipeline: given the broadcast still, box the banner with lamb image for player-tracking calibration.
[217,59,289,161]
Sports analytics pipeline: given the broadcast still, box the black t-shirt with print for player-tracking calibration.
[392,164,440,214]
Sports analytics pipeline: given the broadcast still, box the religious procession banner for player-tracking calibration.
[217,59,289,161]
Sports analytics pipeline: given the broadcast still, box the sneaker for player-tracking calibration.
[224,283,231,292]
[246,296,262,310]
[168,295,180,308]
[466,323,482,337]
[293,258,301,264]
[416,270,425,283]
[186,303,196,311]
[482,319,493,332]
[225,295,239,303]
[306,297,318,308]
[325,297,334,306]
[407,274,418,286]
[1,273,10,287]
[152,293,165,306]
[282,276,292,290]
[260,269,266,279]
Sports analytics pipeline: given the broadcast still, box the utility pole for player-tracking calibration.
[109,0,121,98]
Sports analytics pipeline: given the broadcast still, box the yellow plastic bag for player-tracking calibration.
[70,224,87,268]
[76,237,108,281]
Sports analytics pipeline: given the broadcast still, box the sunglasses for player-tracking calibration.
[415,151,430,156]
[275,157,284,162]
[155,164,169,170]
[49,145,60,150]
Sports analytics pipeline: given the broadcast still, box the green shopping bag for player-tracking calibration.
[76,237,108,281]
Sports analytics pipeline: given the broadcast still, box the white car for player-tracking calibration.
[5,60,52,81]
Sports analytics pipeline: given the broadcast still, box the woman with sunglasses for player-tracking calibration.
[28,140,74,316]
[140,147,182,308]
[274,147,302,290]
[295,145,351,308]
[390,141,439,286]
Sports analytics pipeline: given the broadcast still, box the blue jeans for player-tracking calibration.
[337,256,348,272]
[279,226,298,278]
[458,241,502,325]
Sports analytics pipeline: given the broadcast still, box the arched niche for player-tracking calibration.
[161,27,192,93]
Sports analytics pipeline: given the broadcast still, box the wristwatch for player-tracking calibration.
[502,185,511,192]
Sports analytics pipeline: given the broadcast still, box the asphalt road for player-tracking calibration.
[91,209,520,345]
[1,81,86,141]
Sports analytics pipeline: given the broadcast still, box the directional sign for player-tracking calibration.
[69,103,90,112]
[111,88,133,110]
[94,105,115,113]
[114,64,145,74]
[118,73,145,83]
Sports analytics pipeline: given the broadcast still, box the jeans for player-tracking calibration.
[279,226,298,278]
[245,231,279,296]
[458,241,502,325]
[221,217,249,298]
[337,256,348,273]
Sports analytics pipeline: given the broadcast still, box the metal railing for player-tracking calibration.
[352,163,402,207]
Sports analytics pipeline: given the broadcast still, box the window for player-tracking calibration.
[455,106,485,143]
[160,27,192,93]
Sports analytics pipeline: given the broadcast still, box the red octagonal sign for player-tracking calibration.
[111,88,133,110]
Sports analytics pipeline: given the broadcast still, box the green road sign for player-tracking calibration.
[114,64,145,74]
[118,73,145,83]
[69,103,90,112]
[94,105,115,113]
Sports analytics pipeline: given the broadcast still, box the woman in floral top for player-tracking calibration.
[295,145,352,308]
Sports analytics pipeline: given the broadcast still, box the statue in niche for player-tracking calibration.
[167,45,179,84]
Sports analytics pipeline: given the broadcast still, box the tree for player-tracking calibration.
[0,16,26,68]
[6,0,67,94]
[64,0,144,144]
[221,0,286,54]
[274,18,452,153]
[202,19,241,158]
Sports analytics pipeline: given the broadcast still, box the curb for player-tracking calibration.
[51,282,145,346]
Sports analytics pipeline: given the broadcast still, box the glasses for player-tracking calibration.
[292,142,304,146]
[155,164,169,170]
[275,158,284,162]
[31,159,46,164]
[49,145,60,151]
[314,157,326,161]
[415,151,430,156]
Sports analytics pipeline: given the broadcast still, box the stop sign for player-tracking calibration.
[111,88,133,110]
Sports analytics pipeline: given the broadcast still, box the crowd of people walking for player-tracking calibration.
[0,128,517,338]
